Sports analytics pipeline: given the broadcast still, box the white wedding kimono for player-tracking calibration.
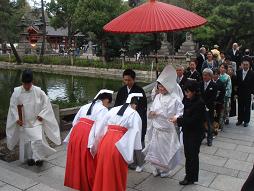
[88,105,142,164]
[64,100,109,143]
[144,92,184,171]
[6,85,61,162]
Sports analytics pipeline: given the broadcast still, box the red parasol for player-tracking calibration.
[104,0,207,33]
[103,0,207,76]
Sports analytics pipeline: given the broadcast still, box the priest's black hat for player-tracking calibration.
[21,69,33,83]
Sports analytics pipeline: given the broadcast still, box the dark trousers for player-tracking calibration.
[206,109,214,144]
[241,165,254,191]
[238,95,251,123]
[183,132,203,182]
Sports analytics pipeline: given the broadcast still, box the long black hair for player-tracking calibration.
[86,93,113,115]
[117,97,139,116]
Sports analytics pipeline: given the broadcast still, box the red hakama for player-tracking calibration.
[64,118,95,191]
[93,125,128,191]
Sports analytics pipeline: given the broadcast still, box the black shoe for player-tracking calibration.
[35,160,44,167]
[225,120,229,125]
[207,142,212,147]
[179,179,194,185]
[244,123,249,127]
[128,164,137,170]
[236,121,242,126]
[27,159,35,166]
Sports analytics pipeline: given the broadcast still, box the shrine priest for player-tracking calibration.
[6,69,61,167]
[64,89,113,191]
[114,69,147,171]
[90,93,143,191]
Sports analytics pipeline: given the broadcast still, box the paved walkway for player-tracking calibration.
[0,115,254,191]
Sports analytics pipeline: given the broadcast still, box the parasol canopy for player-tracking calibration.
[103,0,207,34]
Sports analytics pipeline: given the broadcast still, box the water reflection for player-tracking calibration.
[0,69,146,128]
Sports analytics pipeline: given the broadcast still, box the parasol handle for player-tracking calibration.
[17,104,23,124]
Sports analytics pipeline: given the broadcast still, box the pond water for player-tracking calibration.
[0,69,147,129]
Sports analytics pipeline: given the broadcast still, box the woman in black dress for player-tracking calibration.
[171,80,206,185]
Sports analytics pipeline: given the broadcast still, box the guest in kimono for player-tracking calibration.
[64,89,113,191]
[91,93,143,191]
[144,65,184,178]
[6,69,61,166]
[213,69,226,131]
[114,69,147,171]
[172,80,205,185]
[219,64,232,125]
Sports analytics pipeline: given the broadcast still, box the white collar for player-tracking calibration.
[243,69,249,74]
[21,85,33,93]
[127,86,131,93]
[205,80,211,85]
[190,70,196,74]
[178,75,183,80]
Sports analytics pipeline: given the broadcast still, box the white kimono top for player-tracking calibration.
[88,105,142,164]
[144,92,184,170]
[64,100,109,143]
[6,85,61,150]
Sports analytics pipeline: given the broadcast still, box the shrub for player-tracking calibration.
[0,54,164,71]
[22,55,38,63]
[0,55,16,62]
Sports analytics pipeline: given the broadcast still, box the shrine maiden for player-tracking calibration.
[64,89,113,191]
[90,93,143,191]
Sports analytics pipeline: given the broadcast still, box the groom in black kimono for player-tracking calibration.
[115,69,147,171]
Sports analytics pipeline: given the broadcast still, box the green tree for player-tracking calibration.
[46,0,79,48]
[0,0,28,64]
[192,0,254,50]
[74,0,129,64]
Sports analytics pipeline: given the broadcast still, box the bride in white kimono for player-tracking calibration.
[6,70,61,166]
[144,65,184,178]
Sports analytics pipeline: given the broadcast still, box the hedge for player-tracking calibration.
[0,55,168,71]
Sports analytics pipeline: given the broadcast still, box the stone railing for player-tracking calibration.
[59,82,155,120]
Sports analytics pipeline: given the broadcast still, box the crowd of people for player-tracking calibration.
[5,42,254,191]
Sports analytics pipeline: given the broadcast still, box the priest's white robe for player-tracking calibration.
[6,85,61,162]
[144,92,184,172]
[64,100,109,143]
[88,106,142,164]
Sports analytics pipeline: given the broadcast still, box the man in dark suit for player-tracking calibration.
[186,60,201,82]
[200,68,218,146]
[213,69,226,131]
[114,69,147,170]
[236,58,254,127]
[228,43,242,69]
[176,66,188,93]
[196,47,207,74]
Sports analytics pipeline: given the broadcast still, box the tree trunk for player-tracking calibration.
[67,22,72,49]
[10,42,22,64]
[39,0,46,64]
[101,39,107,65]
